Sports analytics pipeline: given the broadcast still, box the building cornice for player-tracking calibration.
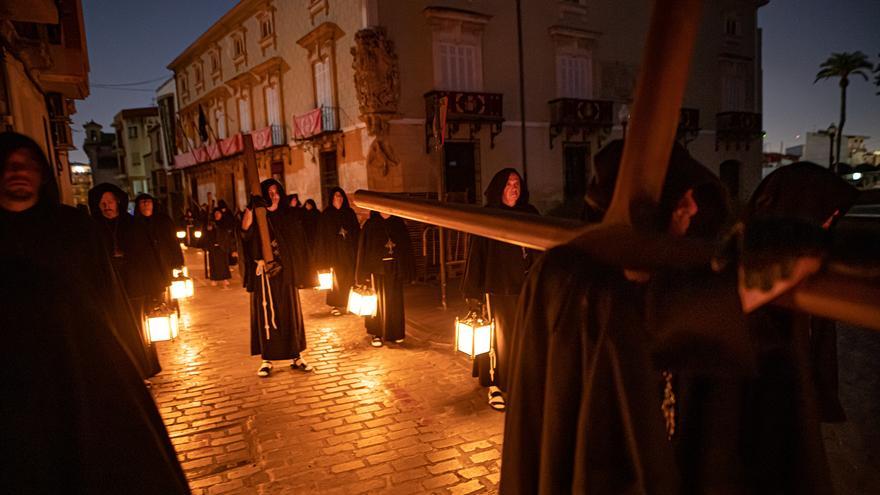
[167,0,266,71]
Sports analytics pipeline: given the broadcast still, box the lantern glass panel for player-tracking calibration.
[147,312,179,342]
[456,319,475,356]
[176,230,186,239]
[317,270,333,290]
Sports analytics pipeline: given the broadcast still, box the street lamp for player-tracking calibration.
[827,123,837,173]
[618,104,631,139]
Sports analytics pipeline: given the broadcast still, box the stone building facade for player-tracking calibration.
[168,0,766,213]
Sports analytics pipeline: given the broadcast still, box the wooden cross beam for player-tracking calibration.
[242,134,274,263]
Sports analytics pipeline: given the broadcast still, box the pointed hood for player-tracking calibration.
[0,131,58,207]
[88,183,129,221]
[484,168,530,208]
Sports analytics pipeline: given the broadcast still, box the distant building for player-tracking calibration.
[112,107,160,197]
[69,161,92,206]
[792,131,872,168]
[82,120,122,188]
[0,0,90,205]
[153,78,187,218]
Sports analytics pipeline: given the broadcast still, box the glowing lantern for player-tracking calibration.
[347,286,378,316]
[317,269,334,290]
[176,230,186,239]
[169,268,194,300]
[455,314,494,359]
[145,305,179,343]
[194,230,203,239]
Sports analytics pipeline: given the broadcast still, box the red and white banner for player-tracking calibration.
[252,126,273,151]
[293,108,322,140]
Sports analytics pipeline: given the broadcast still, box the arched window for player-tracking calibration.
[720,160,741,200]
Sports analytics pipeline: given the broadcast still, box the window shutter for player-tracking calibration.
[266,84,281,126]
[239,97,251,133]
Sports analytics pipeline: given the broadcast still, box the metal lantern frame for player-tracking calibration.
[144,304,180,343]
[347,286,378,317]
[169,267,194,300]
[454,312,495,359]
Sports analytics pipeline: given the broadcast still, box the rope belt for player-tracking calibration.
[255,260,277,339]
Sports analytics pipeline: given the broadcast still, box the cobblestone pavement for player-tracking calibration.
[150,252,504,494]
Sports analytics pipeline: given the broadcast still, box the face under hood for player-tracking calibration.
[0,131,58,208]
[260,179,286,210]
[133,193,157,218]
[88,183,129,221]
[327,187,352,211]
[484,168,530,208]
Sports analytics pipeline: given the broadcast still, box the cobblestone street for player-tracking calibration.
[150,252,503,494]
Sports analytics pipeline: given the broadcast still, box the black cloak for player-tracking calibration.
[205,209,232,281]
[501,146,743,494]
[0,132,190,493]
[461,168,540,391]
[134,193,184,287]
[355,212,416,341]
[243,179,313,360]
[301,198,320,251]
[314,187,360,309]
[90,183,163,377]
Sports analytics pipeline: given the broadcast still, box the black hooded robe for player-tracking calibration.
[355,213,416,342]
[243,180,313,360]
[0,132,190,493]
[89,184,164,377]
[461,168,539,392]
[205,217,232,281]
[133,193,184,288]
[314,188,360,309]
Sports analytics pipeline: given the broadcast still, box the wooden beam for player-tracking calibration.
[242,134,274,263]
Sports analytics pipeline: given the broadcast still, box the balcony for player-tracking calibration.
[716,111,762,150]
[677,107,700,145]
[424,90,504,152]
[172,126,285,169]
[293,106,339,141]
[548,98,614,148]
[49,118,74,150]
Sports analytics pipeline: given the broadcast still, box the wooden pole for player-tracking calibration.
[604,0,704,226]
[242,134,274,263]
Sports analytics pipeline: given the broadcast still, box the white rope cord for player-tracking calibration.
[256,260,278,338]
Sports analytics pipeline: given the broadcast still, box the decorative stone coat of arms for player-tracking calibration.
[351,27,400,176]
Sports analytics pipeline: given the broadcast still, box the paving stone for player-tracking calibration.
[151,254,503,493]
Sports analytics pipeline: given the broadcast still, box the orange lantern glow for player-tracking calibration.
[347,286,378,316]
[317,269,334,290]
[145,305,180,343]
[455,314,493,359]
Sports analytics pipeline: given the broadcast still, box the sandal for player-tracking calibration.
[488,387,506,411]
[330,308,342,316]
[371,337,383,347]
[257,360,272,378]
[291,357,313,372]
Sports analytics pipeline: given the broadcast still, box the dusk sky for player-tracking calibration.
[70,0,880,163]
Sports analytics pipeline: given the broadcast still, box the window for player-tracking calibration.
[128,126,138,139]
[232,34,246,60]
[438,42,479,91]
[179,75,189,95]
[194,64,203,86]
[265,82,281,127]
[724,15,741,37]
[721,61,749,111]
[238,93,252,133]
[90,130,98,142]
[260,16,274,40]
[557,53,593,99]
[215,105,226,139]
[210,51,220,74]
[314,60,333,108]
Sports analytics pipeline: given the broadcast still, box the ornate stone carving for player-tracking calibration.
[351,27,400,176]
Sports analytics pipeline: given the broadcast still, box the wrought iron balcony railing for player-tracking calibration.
[424,90,504,152]
[548,98,614,148]
[716,111,762,150]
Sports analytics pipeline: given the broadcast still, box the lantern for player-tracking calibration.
[317,269,333,290]
[169,268,194,300]
[455,314,494,359]
[176,230,186,239]
[145,305,180,343]
[347,286,378,316]
[194,230,203,239]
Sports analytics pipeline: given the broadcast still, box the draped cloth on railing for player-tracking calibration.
[293,108,322,140]
[172,127,275,169]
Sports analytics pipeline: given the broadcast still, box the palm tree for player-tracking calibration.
[874,53,880,95]
[814,51,872,171]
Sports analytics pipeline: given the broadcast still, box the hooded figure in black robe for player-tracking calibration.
[461,168,540,411]
[501,141,741,494]
[355,212,416,345]
[133,193,184,288]
[301,198,320,251]
[0,131,190,494]
[314,187,360,314]
[205,207,233,284]
[242,179,315,377]
[89,183,164,377]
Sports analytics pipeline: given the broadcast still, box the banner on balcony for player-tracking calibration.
[293,108,322,140]
[252,126,273,150]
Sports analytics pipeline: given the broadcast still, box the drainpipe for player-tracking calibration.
[515,0,528,182]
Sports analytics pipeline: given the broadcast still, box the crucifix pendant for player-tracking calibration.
[385,238,396,255]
